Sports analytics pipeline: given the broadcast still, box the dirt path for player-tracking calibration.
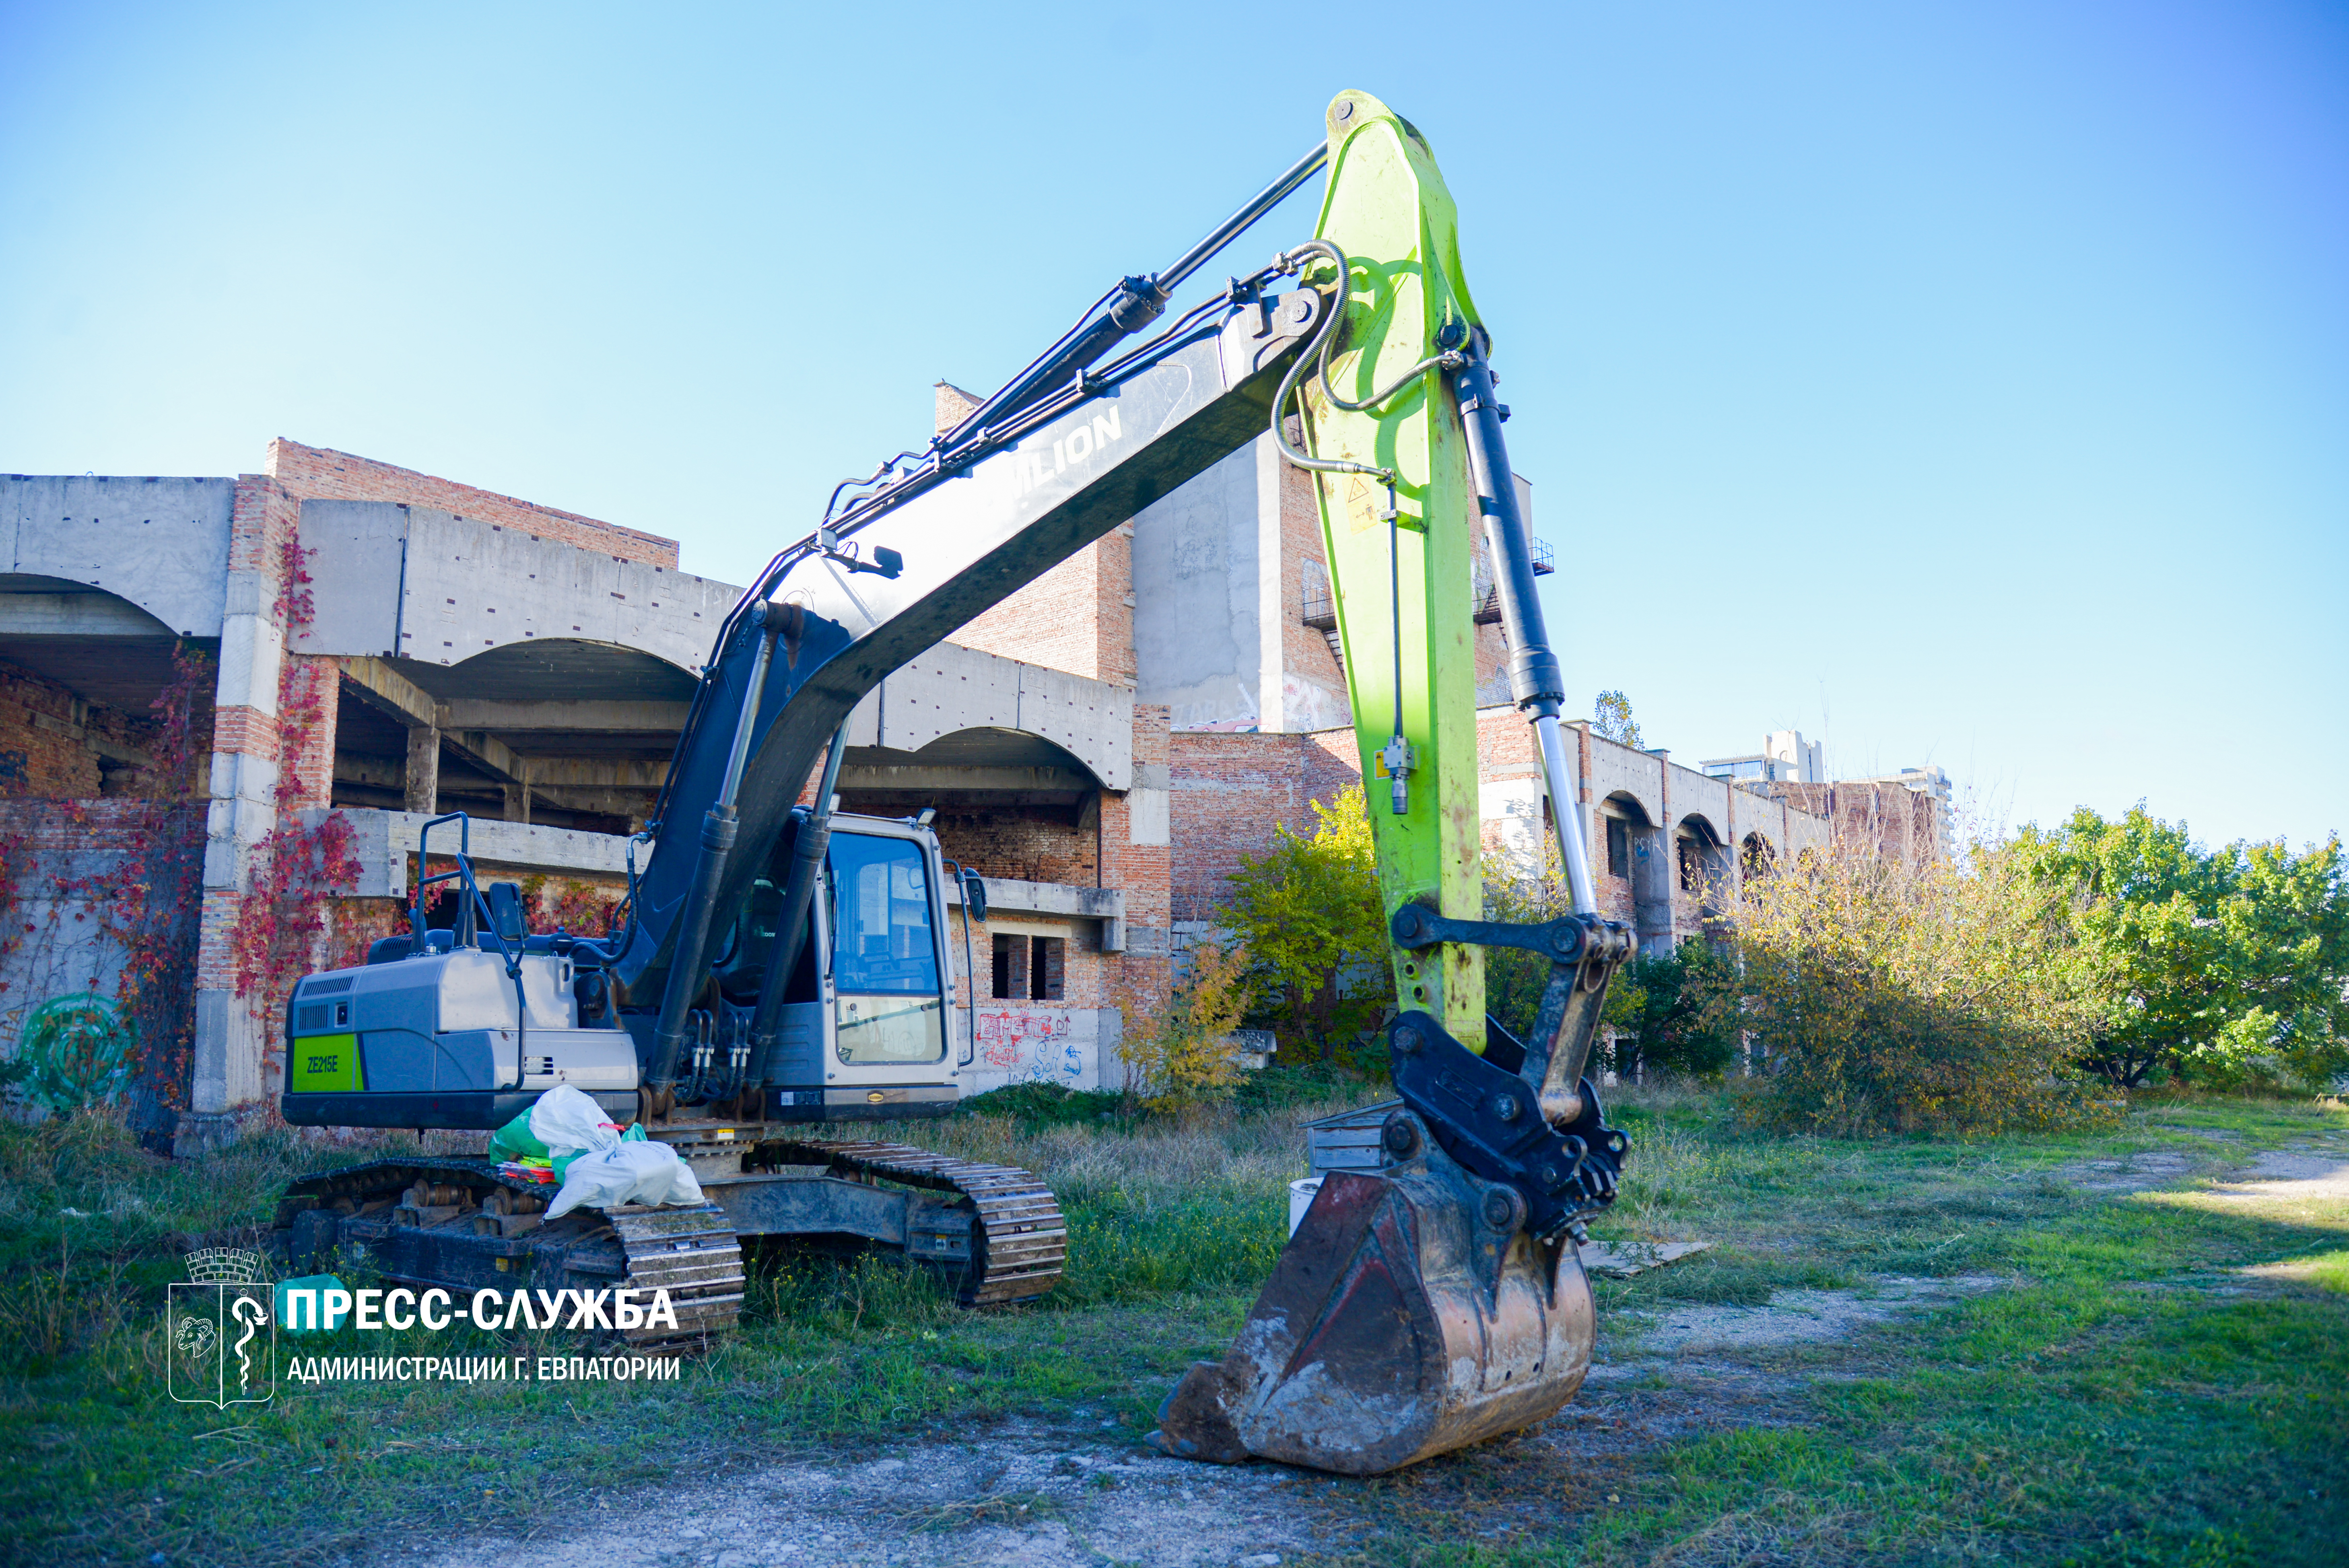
[401,1429,1331,1568]
[2210,1145,2349,1202]
[392,1266,2010,1568]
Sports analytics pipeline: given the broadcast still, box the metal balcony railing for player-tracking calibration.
[1473,537,1553,624]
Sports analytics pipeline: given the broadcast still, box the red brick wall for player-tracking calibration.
[0,797,205,1142]
[229,472,301,576]
[951,536,1132,684]
[263,439,679,570]
[1769,780,1943,867]
[1166,726,1365,923]
[277,654,341,812]
[938,375,1135,687]
[0,656,212,802]
[917,804,1098,887]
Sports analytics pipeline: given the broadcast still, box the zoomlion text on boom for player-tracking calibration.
[280,1284,679,1333]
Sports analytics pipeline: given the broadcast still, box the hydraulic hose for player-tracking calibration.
[647,610,775,1096]
[743,720,850,1090]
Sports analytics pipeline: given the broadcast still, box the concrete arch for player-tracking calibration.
[0,574,199,713]
[0,476,236,639]
[1674,811,1733,911]
[842,725,1112,888]
[400,637,700,701]
[1736,809,1790,863]
[842,641,1133,793]
[842,725,1111,797]
[1675,811,1724,847]
[1601,789,1653,827]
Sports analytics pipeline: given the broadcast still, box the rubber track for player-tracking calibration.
[769,1139,1067,1306]
[609,1202,744,1353]
[278,1160,743,1355]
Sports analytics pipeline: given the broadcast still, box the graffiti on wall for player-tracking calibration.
[973,1009,1086,1086]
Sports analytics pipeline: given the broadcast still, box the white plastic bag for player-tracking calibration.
[545,1140,706,1219]
[527,1083,622,1160]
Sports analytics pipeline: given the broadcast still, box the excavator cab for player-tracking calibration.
[751,813,963,1121]
[280,810,968,1131]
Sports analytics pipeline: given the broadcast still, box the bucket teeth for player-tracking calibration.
[1156,1139,1594,1476]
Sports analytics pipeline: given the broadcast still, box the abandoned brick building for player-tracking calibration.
[2,413,1830,1148]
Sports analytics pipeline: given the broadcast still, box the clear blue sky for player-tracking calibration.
[4,1,2342,851]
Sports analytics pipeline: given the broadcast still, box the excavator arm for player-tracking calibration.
[614,89,1632,1473]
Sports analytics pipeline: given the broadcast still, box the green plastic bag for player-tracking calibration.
[486,1084,641,1178]
[485,1106,548,1165]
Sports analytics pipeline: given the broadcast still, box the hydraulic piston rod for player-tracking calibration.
[940,143,1329,444]
[1451,342,1599,918]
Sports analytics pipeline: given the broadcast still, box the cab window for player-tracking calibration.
[826,833,944,1064]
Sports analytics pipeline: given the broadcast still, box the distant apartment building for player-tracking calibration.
[1704,728,1955,866]
[1699,729,1824,786]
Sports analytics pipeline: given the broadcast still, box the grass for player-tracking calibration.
[0,1079,2343,1565]
[0,1084,1366,1565]
[1324,1086,2349,1567]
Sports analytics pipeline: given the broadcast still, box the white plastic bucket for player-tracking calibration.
[1287,1177,1325,1237]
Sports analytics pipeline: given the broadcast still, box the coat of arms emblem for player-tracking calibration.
[167,1248,274,1408]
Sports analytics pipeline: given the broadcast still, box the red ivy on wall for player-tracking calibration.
[229,531,361,1042]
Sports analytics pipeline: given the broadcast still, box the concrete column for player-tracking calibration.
[502,772,532,824]
[1253,435,1286,733]
[1723,779,1742,910]
[185,476,293,1148]
[404,725,440,814]
[1634,749,1676,957]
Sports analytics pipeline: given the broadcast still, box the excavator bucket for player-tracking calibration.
[1156,1112,1594,1475]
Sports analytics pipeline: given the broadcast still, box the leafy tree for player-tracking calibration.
[1224,785,1393,1061]
[1601,947,1738,1080]
[1593,690,1642,748]
[2012,806,2349,1090]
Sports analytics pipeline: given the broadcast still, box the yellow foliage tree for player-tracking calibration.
[1122,940,1255,1113]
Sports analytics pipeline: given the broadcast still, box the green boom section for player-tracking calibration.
[1300,89,1488,1046]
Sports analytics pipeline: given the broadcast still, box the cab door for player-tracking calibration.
[818,824,956,1092]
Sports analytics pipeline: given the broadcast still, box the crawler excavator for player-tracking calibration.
[270,89,1633,1474]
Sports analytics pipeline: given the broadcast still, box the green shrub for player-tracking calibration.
[1604,947,1739,1080]
[1714,841,2120,1136]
